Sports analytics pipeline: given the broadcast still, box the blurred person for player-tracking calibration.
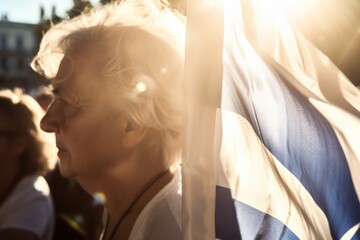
[31,1,184,240]
[46,163,104,240]
[0,89,56,240]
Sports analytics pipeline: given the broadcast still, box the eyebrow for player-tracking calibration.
[51,86,82,106]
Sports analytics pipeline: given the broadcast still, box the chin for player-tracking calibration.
[59,168,78,178]
[59,161,78,178]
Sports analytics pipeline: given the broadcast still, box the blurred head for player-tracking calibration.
[0,89,56,176]
[31,0,185,178]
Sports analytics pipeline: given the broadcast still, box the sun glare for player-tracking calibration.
[278,0,302,12]
[255,0,309,18]
[136,81,148,92]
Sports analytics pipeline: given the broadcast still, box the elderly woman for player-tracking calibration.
[32,1,184,239]
[0,89,56,240]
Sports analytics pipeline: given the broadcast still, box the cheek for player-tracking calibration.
[64,121,121,172]
[63,113,100,149]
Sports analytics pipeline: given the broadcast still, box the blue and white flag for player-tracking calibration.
[183,0,360,239]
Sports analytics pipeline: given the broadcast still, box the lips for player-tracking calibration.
[57,148,69,158]
[56,144,67,152]
[57,146,67,152]
[58,148,67,153]
[56,140,68,157]
[56,137,66,150]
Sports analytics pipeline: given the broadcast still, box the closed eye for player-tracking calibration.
[56,98,81,118]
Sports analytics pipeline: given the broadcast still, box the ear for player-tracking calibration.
[117,116,149,148]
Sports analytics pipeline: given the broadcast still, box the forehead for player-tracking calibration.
[55,54,91,85]
[56,41,110,80]
[53,54,100,99]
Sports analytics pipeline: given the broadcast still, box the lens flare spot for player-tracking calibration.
[161,67,167,74]
[93,192,106,205]
[59,214,86,236]
[136,81,148,92]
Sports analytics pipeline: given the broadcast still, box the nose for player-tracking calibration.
[40,100,60,133]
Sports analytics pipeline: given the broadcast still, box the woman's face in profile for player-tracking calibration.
[40,55,127,179]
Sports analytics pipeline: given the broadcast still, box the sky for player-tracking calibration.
[0,0,100,24]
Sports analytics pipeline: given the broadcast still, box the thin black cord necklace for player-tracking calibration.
[102,169,170,240]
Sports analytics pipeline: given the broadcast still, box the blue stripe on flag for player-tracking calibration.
[353,227,360,239]
[215,186,242,240]
[221,53,360,238]
[216,186,299,240]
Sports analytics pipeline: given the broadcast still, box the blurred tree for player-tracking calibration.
[34,7,61,48]
[32,6,62,85]
[100,0,112,5]
[40,6,45,22]
[34,0,94,53]
[100,0,186,13]
[68,0,94,19]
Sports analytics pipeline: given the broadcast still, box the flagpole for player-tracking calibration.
[183,0,224,239]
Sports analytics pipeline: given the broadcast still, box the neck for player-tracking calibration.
[74,153,178,240]
[103,168,174,240]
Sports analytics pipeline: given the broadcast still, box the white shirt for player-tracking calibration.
[128,169,182,240]
[0,175,54,240]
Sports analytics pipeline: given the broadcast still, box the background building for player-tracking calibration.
[0,19,41,92]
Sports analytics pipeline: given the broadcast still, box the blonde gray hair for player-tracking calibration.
[31,0,185,167]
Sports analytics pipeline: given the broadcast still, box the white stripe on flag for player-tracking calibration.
[340,223,360,240]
